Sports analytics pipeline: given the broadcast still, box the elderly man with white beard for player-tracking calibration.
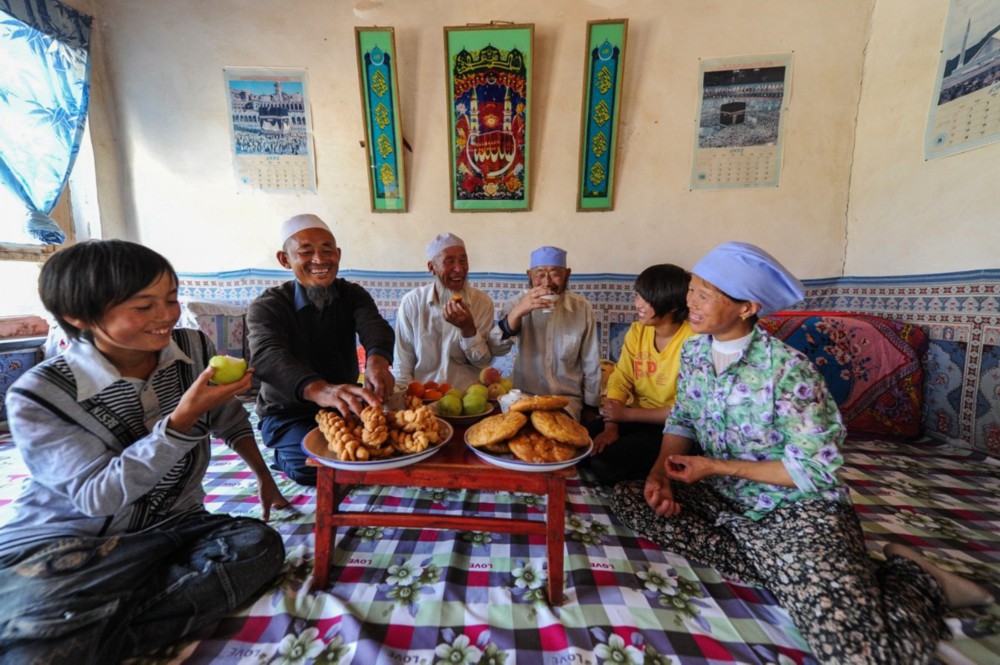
[393,232,495,390]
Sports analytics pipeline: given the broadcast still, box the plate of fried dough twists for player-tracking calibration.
[464,395,593,472]
[302,396,453,471]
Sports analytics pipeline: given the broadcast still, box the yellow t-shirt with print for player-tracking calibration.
[606,320,695,410]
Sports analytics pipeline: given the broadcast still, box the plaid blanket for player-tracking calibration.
[1,436,998,664]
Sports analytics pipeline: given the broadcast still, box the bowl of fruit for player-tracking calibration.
[429,383,496,424]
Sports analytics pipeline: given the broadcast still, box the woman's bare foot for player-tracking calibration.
[885,543,994,609]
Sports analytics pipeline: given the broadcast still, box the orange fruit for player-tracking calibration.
[437,382,452,394]
[424,389,443,400]
[407,381,425,398]
[423,381,439,391]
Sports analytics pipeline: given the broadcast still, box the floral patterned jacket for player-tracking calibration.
[664,327,851,520]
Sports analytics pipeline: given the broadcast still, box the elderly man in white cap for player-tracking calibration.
[393,232,495,389]
[246,214,395,485]
[490,245,601,421]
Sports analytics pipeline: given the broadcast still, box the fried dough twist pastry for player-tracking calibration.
[316,410,369,461]
[360,404,389,447]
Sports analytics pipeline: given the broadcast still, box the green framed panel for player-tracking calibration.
[578,19,627,211]
[355,27,406,212]
[444,24,533,212]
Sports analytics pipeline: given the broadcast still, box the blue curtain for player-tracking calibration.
[0,0,91,244]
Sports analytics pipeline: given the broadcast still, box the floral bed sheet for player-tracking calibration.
[0,435,998,665]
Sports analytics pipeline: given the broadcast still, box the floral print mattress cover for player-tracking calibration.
[0,434,997,664]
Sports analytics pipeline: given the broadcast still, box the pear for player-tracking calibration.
[209,355,248,385]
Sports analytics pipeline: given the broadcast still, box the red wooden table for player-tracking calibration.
[306,425,576,605]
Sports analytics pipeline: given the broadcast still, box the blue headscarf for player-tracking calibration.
[691,242,804,317]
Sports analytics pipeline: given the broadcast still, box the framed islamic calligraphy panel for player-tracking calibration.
[355,27,407,211]
[444,24,533,211]
[578,19,627,211]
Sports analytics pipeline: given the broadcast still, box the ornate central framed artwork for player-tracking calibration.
[444,23,533,211]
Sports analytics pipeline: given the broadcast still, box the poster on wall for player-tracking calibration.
[577,19,628,211]
[691,54,792,190]
[223,67,316,192]
[926,1,1000,159]
[444,23,533,212]
[355,27,407,212]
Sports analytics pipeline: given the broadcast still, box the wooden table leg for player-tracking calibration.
[313,465,334,589]
[546,474,567,605]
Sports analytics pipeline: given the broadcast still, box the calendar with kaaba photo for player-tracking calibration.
[691,54,792,190]
[224,67,316,192]
[926,1,1000,159]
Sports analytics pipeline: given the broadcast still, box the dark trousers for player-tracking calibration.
[259,413,318,486]
[0,511,284,664]
[582,419,665,485]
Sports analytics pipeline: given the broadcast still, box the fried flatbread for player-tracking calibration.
[465,411,528,447]
[508,426,577,463]
[529,409,591,447]
[480,440,512,454]
[508,395,570,413]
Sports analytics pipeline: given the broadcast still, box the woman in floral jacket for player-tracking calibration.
[610,242,992,664]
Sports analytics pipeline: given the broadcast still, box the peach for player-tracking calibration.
[478,366,502,386]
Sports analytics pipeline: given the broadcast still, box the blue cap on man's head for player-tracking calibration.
[691,242,804,317]
[530,246,567,269]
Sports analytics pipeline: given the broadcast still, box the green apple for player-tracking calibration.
[437,394,463,417]
[209,355,248,385]
[445,388,464,400]
[462,392,488,416]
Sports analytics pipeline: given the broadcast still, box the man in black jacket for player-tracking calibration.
[247,214,395,485]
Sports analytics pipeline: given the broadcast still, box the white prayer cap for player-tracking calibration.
[280,214,331,246]
[425,232,466,260]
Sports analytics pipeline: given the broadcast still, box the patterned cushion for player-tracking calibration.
[759,311,928,438]
[178,300,247,359]
[0,347,44,425]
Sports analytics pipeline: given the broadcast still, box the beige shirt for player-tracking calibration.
[393,281,495,388]
[490,290,601,420]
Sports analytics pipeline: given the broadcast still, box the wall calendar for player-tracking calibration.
[223,67,317,192]
[926,1,1000,159]
[691,54,792,190]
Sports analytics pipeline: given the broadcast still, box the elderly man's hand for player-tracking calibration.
[443,299,477,337]
[364,354,395,402]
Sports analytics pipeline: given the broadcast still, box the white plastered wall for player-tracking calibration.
[72,0,872,279]
[846,0,1000,276]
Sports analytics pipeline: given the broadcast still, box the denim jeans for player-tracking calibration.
[0,510,284,664]
[259,414,318,486]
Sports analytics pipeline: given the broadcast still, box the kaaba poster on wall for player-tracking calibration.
[444,24,533,211]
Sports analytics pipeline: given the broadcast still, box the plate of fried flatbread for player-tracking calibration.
[302,399,453,471]
[464,398,593,472]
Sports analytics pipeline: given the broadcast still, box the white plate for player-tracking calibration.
[302,419,453,471]
[431,401,495,425]
[465,434,592,472]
